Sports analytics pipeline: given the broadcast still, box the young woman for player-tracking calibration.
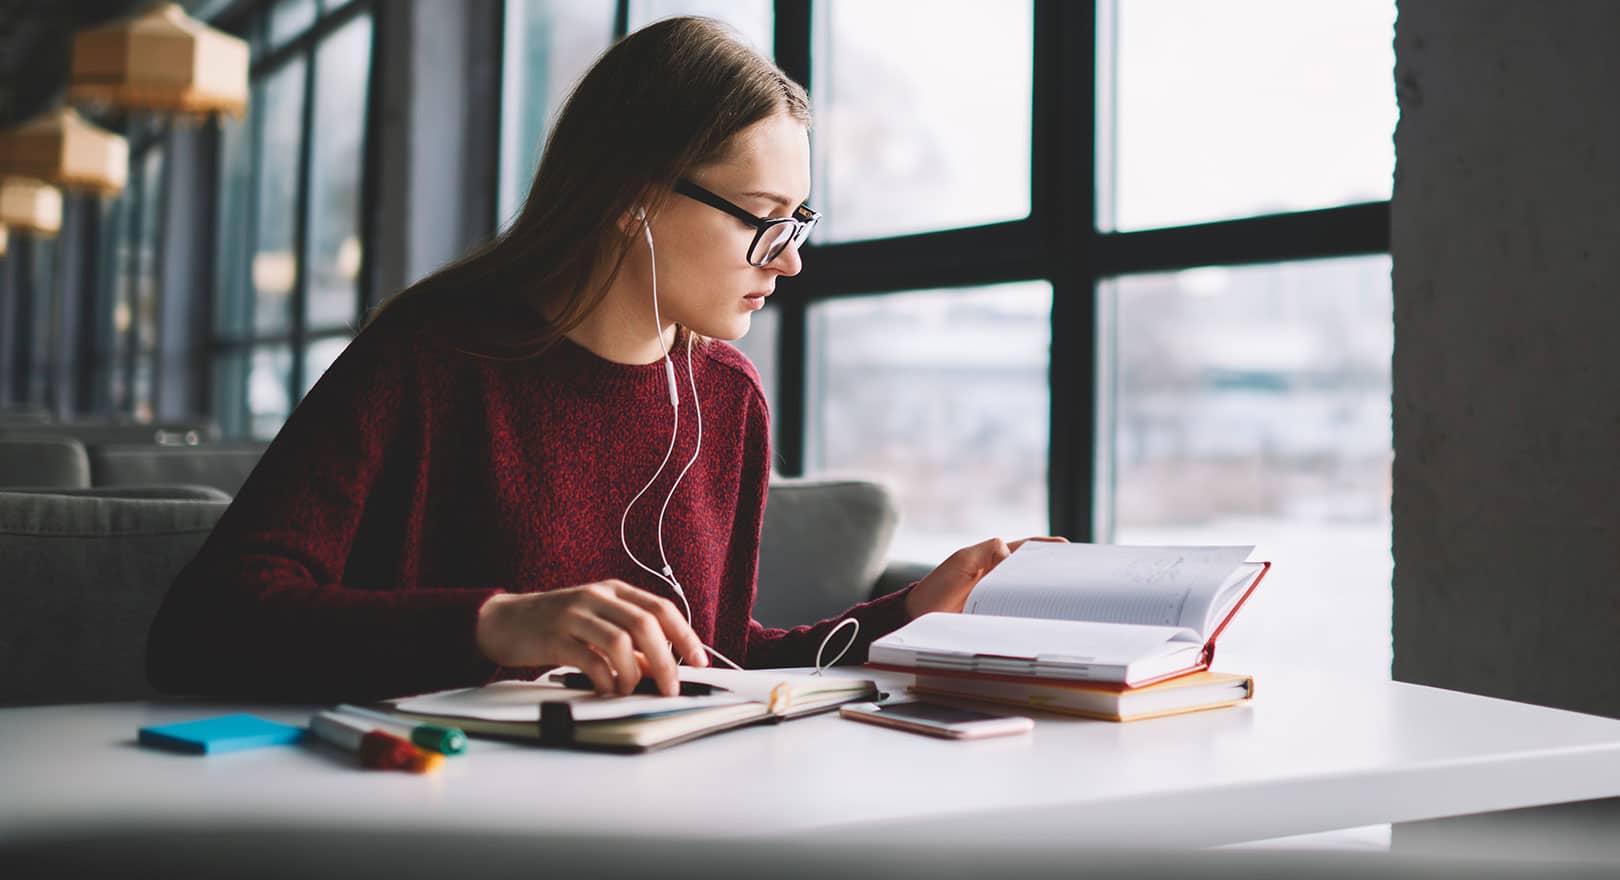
[147,17,1056,702]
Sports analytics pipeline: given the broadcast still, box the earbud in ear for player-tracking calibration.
[634,205,647,221]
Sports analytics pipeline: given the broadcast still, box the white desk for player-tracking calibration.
[5,667,1620,853]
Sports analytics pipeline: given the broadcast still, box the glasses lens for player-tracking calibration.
[753,222,797,266]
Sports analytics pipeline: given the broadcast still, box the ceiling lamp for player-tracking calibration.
[68,3,250,119]
[0,178,64,238]
[0,107,128,195]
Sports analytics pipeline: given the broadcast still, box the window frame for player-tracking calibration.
[761,0,1390,541]
[207,0,379,438]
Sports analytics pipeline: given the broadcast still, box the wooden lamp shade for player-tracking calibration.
[0,107,128,195]
[0,178,64,238]
[68,3,249,118]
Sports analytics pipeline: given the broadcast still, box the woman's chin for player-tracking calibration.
[688,313,752,342]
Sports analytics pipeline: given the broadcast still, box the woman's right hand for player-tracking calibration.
[475,581,708,697]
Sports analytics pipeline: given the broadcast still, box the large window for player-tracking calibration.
[812,0,1033,242]
[1100,0,1397,231]
[493,2,1397,676]
[807,281,1051,562]
[79,126,166,419]
[1101,257,1393,675]
[211,0,375,439]
[793,2,1391,677]
[498,0,618,227]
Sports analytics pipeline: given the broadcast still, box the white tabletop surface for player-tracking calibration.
[6,666,1620,849]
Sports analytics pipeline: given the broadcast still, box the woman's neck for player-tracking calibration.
[542,275,679,366]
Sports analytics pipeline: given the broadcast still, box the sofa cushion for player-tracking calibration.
[0,436,91,489]
[753,477,899,628]
[0,491,229,706]
[89,443,267,496]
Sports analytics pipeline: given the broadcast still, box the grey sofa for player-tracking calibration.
[0,490,231,706]
[0,436,92,489]
[0,472,920,706]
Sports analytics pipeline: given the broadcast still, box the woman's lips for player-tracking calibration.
[743,291,771,310]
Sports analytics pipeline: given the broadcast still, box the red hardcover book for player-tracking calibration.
[868,544,1270,688]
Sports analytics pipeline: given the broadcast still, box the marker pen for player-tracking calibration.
[307,710,442,773]
[334,704,467,755]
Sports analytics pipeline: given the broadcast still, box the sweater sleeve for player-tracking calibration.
[730,379,919,669]
[145,321,501,702]
[743,585,917,670]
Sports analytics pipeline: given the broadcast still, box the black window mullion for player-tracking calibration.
[1037,0,1099,543]
[790,220,1043,299]
[1097,202,1391,277]
[769,0,813,475]
[612,0,629,40]
[73,196,104,413]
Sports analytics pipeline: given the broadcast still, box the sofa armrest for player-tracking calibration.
[868,559,934,604]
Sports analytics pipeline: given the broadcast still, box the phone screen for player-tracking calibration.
[866,701,1016,725]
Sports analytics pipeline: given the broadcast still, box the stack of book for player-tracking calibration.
[867,543,1269,722]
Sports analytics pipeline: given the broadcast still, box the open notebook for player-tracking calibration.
[384,666,879,753]
[869,543,1269,687]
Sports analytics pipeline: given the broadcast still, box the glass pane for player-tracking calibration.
[813,0,1033,242]
[251,61,308,336]
[301,334,352,397]
[627,0,773,55]
[498,0,616,226]
[247,345,294,440]
[214,108,254,339]
[211,350,249,439]
[306,13,373,330]
[1099,0,1397,231]
[808,281,1051,563]
[728,302,778,417]
[1102,256,1393,678]
[93,196,130,411]
[132,148,165,356]
[268,0,317,49]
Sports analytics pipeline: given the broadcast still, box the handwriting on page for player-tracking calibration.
[964,543,1253,629]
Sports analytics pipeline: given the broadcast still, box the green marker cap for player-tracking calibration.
[410,724,467,755]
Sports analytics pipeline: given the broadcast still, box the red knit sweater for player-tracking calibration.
[146,300,914,701]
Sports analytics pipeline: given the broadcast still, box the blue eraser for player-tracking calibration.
[138,713,306,755]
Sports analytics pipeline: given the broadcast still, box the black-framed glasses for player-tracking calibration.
[674,178,820,267]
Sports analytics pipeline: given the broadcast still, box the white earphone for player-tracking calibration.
[616,205,858,675]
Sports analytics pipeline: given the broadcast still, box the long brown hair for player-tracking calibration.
[366,17,810,351]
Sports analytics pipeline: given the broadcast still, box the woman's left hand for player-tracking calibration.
[904,536,1069,618]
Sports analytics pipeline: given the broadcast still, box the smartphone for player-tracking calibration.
[839,700,1033,740]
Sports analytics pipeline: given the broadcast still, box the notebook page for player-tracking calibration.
[1176,562,1264,636]
[391,679,746,723]
[965,543,1253,629]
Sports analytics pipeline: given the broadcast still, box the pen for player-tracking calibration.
[307,710,442,773]
[550,671,718,696]
[334,704,467,755]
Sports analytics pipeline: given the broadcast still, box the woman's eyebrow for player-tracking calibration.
[740,189,808,209]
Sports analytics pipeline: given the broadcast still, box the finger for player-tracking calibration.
[568,610,642,695]
[560,639,619,697]
[959,537,1010,573]
[1007,535,1068,553]
[596,596,682,696]
[615,586,709,670]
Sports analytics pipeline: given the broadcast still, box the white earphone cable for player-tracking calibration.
[620,211,852,676]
